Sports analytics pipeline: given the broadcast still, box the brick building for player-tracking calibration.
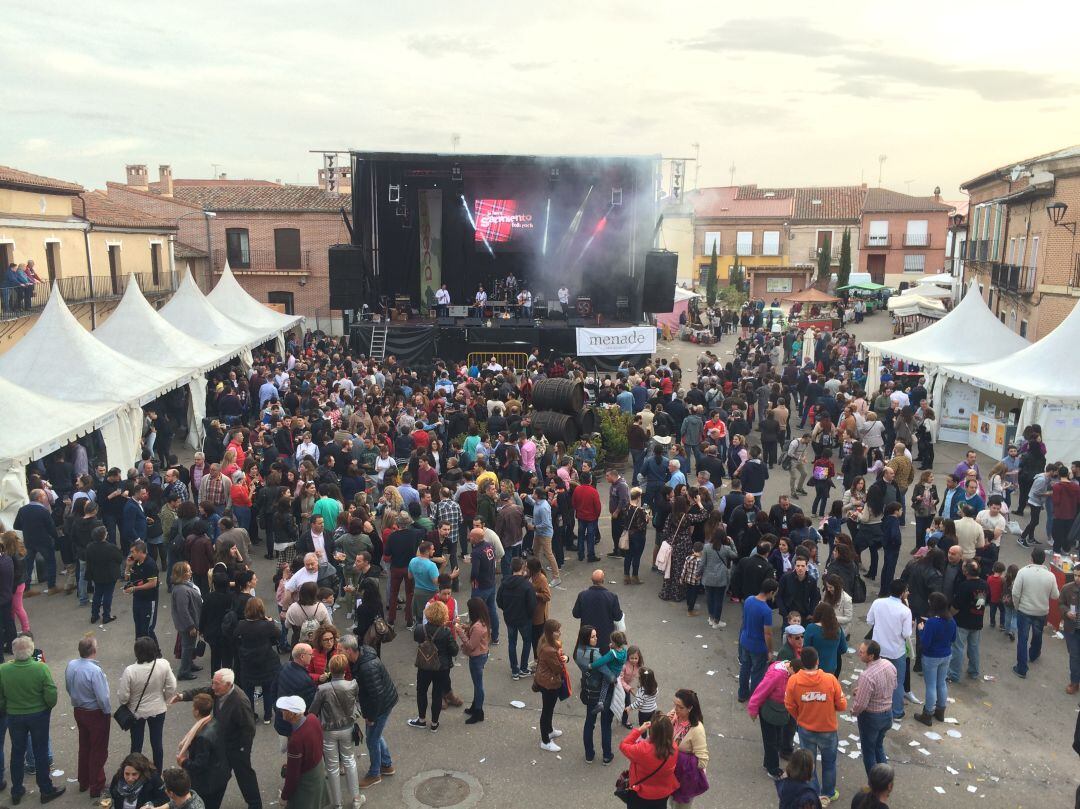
[859,188,952,287]
[960,145,1080,341]
[106,164,350,331]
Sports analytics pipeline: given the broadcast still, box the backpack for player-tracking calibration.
[364,615,396,647]
[221,606,240,640]
[578,649,603,707]
[415,626,442,671]
[298,606,322,642]
[812,464,829,481]
[851,573,867,605]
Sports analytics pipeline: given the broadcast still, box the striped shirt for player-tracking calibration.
[630,686,658,714]
[849,657,896,716]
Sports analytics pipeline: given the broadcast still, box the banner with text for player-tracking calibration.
[418,189,443,311]
[575,326,656,357]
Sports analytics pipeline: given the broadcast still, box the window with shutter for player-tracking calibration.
[274,228,302,269]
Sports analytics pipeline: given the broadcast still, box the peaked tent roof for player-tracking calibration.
[159,269,264,351]
[863,283,1029,368]
[95,277,227,371]
[0,377,118,464]
[0,287,183,406]
[207,262,304,333]
[781,287,839,303]
[939,299,1080,404]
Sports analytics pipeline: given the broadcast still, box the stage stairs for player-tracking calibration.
[369,324,388,360]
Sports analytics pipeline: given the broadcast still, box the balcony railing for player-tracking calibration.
[213,248,311,272]
[865,234,891,248]
[904,233,932,247]
[808,247,842,261]
[0,271,177,322]
[990,262,1036,295]
[965,239,990,262]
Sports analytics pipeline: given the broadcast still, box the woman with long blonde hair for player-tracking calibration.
[2,532,29,632]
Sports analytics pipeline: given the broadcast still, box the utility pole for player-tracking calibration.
[211,163,223,179]
[877,154,887,187]
[691,142,700,190]
[451,133,461,152]
[729,162,736,186]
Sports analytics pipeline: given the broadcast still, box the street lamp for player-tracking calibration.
[1047,201,1076,235]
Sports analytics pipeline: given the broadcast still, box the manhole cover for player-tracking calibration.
[404,769,484,809]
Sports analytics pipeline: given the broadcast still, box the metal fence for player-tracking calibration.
[0,271,178,321]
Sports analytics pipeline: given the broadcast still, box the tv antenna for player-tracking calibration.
[877,154,887,187]
[729,161,736,185]
[451,133,461,152]
[211,163,224,178]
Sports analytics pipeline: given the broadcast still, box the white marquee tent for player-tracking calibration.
[207,262,304,355]
[937,298,1080,459]
[159,269,262,364]
[95,279,228,450]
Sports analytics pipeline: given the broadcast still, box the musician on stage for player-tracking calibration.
[473,284,488,317]
[517,288,533,319]
[435,283,451,317]
[505,272,517,294]
[557,285,570,317]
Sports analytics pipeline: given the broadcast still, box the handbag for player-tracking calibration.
[194,638,207,658]
[329,681,364,746]
[557,661,572,701]
[114,660,156,731]
[759,699,791,727]
[615,754,669,805]
[617,506,639,551]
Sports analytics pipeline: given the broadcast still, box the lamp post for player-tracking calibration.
[1047,201,1077,235]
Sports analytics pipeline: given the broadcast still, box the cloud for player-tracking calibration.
[79,137,143,158]
[684,17,848,57]
[511,61,548,71]
[20,138,50,152]
[406,33,496,58]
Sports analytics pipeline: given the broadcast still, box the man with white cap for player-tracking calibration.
[276,695,341,806]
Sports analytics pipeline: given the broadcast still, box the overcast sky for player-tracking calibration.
[4,1,1078,198]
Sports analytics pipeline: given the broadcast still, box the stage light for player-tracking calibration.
[460,194,494,257]
[388,184,401,203]
[611,187,623,206]
[550,167,560,181]
[593,215,608,235]
[452,165,462,182]
[542,198,551,256]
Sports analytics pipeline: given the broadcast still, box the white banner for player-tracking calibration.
[575,326,656,357]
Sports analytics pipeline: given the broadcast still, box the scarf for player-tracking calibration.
[176,715,212,765]
[115,776,147,799]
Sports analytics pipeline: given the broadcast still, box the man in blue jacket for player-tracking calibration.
[119,485,149,556]
[13,489,58,594]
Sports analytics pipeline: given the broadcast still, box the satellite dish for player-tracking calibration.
[1009,165,1027,183]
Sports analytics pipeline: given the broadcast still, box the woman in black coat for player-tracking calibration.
[108,753,167,808]
[180,694,232,809]
[233,596,281,723]
[199,569,236,673]
[352,577,385,656]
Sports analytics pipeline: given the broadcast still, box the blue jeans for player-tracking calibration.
[76,559,89,603]
[1067,629,1080,686]
[886,655,906,717]
[507,624,532,673]
[577,519,598,560]
[468,653,488,710]
[856,710,891,775]
[705,585,727,623]
[796,726,837,797]
[24,543,55,589]
[130,711,166,772]
[1015,612,1046,675]
[738,644,768,701]
[1003,605,1018,634]
[948,627,981,680]
[922,654,950,711]
[472,587,499,644]
[623,531,646,577]
[9,710,56,798]
[364,709,393,777]
[500,543,522,579]
[583,707,614,761]
[90,580,115,620]
[631,449,646,483]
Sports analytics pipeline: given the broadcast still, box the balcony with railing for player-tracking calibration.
[0,271,177,322]
[213,248,312,272]
[808,247,842,261]
[965,239,990,262]
[903,232,932,247]
[865,233,891,248]
[990,262,1036,295]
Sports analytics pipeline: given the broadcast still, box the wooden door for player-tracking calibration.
[867,254,886,284]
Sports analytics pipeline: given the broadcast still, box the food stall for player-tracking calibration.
[782,287,841,331]
[836,281,891,313]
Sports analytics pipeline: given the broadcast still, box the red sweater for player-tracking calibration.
[618,728,679,800]
[572,485,602,522]
[282,714,324,800]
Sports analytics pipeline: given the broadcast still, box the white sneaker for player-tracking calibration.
[905,691,923,705]
[540,740,562,752]
[550,729,563,738]
[353,796,367,807]
[707,619,717,628]
[550,578,562,588]
[716,620,727,629]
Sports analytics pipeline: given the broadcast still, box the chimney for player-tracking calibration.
[125,164,148,190]
[933,185,942,202]
[158,165,173,197]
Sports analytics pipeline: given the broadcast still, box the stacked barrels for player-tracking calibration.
[530,378,596,445]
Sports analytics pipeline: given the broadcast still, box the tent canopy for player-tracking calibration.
[887,294,946,319]
[837,281,890,292]
[207,262,304,334]
[674,287,701,302]
[159,268,264,351]
[96,277,228,371]
[0,288,183,406]
[939,298,1080,404]
[782,287,840,304]
[863,283,1028,369]
[900,283,952,299]
[0,376,117,465]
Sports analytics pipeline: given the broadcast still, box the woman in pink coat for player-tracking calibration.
[747,659,799,780]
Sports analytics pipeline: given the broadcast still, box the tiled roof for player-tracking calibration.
[690,186,794,219]
[174,241,208,258]
[862,187,953,213]
[0,165,84,195]
[148,178,281,193]
[963,144,1080,189]
[792,186,868,222]
[172,185,350,212]
[735,184,795,200]
[105,181,204,210]
[73,191,177,230]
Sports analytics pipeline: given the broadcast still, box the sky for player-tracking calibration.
[4,0,1079,199]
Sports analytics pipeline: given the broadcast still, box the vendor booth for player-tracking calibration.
[837,281,890,313]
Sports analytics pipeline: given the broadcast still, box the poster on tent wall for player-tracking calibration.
[576,326,657,356]
[1038,404,1080,464]
[938,378,979,443]
[418,190,443,312]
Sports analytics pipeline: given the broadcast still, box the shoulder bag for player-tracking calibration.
[617,506,639,551]
[615,754,670,805]
[114,660,157,731]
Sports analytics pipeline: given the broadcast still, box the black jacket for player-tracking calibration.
[496,574,538,627]
[571,585,623,652]
[183,717,231,796]
[412,622,458,670]
[199,589,236,643]
[234,618,282,686]
[13,502,58,549]
[109,773,167,806]
[84,540,124,584]
[72,516,103,560]
[274,661,317,736]
[295,531,337,559]
[776,570,820,618]
[181,685,256,748]
[901,559,943,617]
[731,553,773,600]
[353,644,399,720]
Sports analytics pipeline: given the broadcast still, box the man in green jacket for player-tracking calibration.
[0,635,66,802]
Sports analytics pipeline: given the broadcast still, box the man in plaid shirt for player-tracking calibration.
[197,463,228,514]
[435,490,463,591]
[849,639,897,776]
[163,468,189,503]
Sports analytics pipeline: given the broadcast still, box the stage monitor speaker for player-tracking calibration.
[463,317,483,326]
[568,317,588,327]
[448,305,469,318]
[436,317,455,326]
[328,245,366,309]
[643,250,678,313]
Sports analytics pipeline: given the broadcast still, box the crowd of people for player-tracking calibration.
[2,316,1079,808]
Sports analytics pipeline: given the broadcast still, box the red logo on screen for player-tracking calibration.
[475,199,533,243]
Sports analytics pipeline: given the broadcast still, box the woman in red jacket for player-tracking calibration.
[618,714,679,808]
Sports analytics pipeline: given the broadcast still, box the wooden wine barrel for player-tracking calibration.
[576,407,598,436]
[531,378,585,415]
[530,410,580,445]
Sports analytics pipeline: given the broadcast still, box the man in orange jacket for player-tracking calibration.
[784,646,847,805]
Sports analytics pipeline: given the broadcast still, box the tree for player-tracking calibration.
[837,228,852,289]
[816,232,832,283]
[721,259,747,308]
[706,241,718,306]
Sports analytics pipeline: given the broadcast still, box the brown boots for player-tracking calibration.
[916,706,946,726]
[442,692,464,709]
